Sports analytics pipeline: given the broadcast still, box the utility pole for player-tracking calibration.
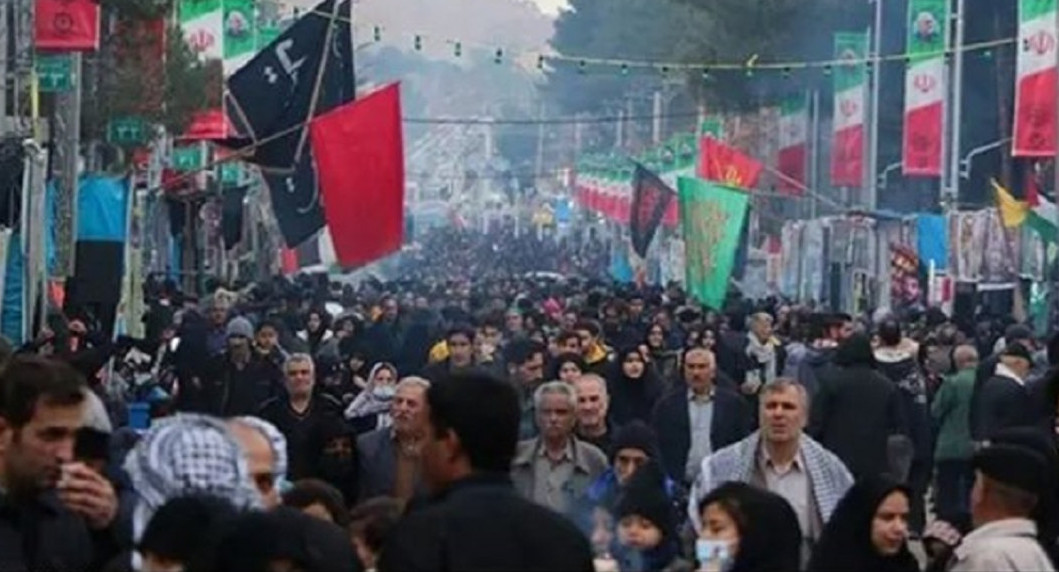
[52,53,81,278]
[534,100,545,183]
[0,0,8,134]
[867,0,883,211]
[946,0,966,211]
[809,89,821,219]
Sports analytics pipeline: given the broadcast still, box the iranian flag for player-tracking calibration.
[777,95,808,194]
[830,32,868,188]
[903,0,947,176]
[179,0,224,61]
[1014,0,1058,157]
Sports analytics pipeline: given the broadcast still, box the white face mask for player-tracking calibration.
[695,539,734,572]
[372,385,396,400]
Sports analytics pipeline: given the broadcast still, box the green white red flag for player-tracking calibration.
[1014,0,1058,157]
[903,0,947,176]
[777,95,808,194]
[830,32,868,187]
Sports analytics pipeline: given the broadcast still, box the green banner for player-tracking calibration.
[223,0,256,59]
[907,0,948,63]
[678,177,750,309]
[180,0,222,23]
[834,32,868,93]
[220,161,242,184]
[107,117,147,146]
[700,116,724,139]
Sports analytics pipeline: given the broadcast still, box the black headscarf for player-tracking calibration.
[697,482,802,572]
[807,477,920,572]
[606,346,663,427]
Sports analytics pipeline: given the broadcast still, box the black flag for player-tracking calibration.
[222,0,355,247]
[221,185,249,249]
[629,162,676,259]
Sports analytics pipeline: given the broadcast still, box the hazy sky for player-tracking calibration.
[532,0,567,16]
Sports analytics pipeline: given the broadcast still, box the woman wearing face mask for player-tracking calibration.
[806,477,919,572]
[550,353,587,384]
[696,482,802,572]
[606,346,664,427]
[343,363,398,435]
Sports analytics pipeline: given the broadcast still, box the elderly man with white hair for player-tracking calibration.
[511,381,608,516]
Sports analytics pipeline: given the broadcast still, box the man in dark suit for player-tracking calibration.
[378,373,593,572]
[974,343,1038,440]
[652,347,754,486]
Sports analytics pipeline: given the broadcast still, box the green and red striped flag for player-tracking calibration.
[830,32,868,187]
[777,95,808,194]
[179,0,223,60]
[903,0,947,176]
[1014,0,1058,157]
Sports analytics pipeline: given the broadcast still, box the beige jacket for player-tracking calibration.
[949,518,1055,572]
[510,437,608,513]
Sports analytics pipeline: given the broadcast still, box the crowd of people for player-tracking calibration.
[0,226,1057,571]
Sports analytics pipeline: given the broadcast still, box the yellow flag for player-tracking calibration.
[992,178,1028,228]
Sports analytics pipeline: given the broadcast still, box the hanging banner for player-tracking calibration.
[222,0,257,76]
[890,244,922,306]
[678,178,750,309]
[779,222,802,298]
[777,95,808,194]
[980,209,1018,287]
[801,219,826,302]
[948,210,988,282]
[34,0,100,51]
[902,0,948,176]
[1014,0,1058,157]
[830,32,868,188]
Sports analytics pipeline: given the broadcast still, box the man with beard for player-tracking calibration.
[790,312,853,398]
[356,377,430,502]
[206,317,285,417]
[0,356,120,571]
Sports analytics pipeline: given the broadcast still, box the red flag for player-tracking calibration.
[309,83,405,268]
[697,137,763,190]
[35,0,100,50]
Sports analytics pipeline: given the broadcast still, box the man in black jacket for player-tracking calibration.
[652,347,753,486]
[0,355,120,572]
[378,373,594,572]
[973,343,1037,440]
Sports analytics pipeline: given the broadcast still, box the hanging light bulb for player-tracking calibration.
[537,55,545,70]
[372,26,381,42]
[494,47,503,64]
[621,63,629,76]
[414,35,422,51]
[578,60,586,74]
[701,68,710,81]
[453,42,462,57]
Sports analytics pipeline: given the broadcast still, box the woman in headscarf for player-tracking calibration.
[343,362,398,434]
[696,481,802,572]
[806,477,919,572]
[549,352,587,384]
[606,346,664,427]
[297,308,334,357]
[645,323,679,385]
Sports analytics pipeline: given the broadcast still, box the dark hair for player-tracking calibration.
[0,355,86,427]
[430,373,520,472]
[878,319,903,347]
[282,479,350,527]
[445,324,476,343]
[556,329,581,345]
[348,497,402,553]
[504,338,546,367]
[549,353,586,380]
[255,319,281,333]
[574,320,602,338]
[138,495,240,572]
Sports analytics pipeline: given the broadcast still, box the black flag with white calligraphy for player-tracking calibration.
[629,162,676,259]
[221,0,355,247]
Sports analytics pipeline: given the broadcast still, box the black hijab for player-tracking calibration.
[606,346,663,427]
[697,482,802,572]
[833,333,878,368]
[807,477,920,572]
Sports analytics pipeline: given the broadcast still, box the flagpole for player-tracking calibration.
[809,89,820,219]
[867,0,883,211]
[947,0,966,211]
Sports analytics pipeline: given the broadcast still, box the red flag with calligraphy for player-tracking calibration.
[697,137,763,190]
[35,0,100,50]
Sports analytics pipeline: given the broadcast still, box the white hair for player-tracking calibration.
[533,381,577,410]
[574,374,608,399]
[395,376,431,393]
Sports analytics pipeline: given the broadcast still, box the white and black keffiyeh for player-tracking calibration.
[125,413,262,545]
[235,415,289,483]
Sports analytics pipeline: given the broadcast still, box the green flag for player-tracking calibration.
[679,177,749,309]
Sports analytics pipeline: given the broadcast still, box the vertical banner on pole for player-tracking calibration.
[830,32,868,188]
[1013,0,1058,157]
[222,0,257,76]
[777,95,808,194]
[902,0,948,176]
